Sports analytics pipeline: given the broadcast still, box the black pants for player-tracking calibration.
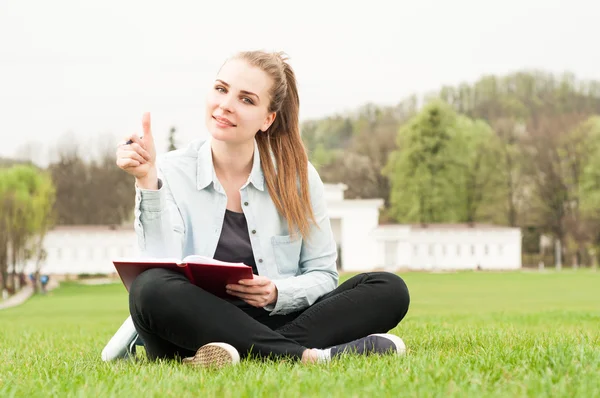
[129,268,410,361]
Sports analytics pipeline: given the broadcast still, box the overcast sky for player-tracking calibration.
[1,0,598,163]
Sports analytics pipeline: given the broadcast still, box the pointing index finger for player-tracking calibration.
[142,112,152,138]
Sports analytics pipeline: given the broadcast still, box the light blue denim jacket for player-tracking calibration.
[133,138,339,315]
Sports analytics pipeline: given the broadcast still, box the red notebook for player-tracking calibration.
[112,255,254,298]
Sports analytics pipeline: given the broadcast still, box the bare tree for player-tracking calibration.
[524,112,590,264]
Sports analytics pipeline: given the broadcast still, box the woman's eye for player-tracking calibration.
[242,97,254,105]
[215,86,226,93]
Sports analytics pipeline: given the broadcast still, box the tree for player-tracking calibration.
[350,106,410,206]
[304,98,417,207]
[48,151,90,225]
[318,152,381,200]
[0,165,55,293]
[440,71,600,123]
[450,116,503,223]
[522,113,595,265]
[566,117,600,265]
[48,135,135,226]
[579,118,600,213]
[384,100,459,223]
[5,167,36,291]
[0,171,12,292]
[28,171,56,292]
[489,118,528,227]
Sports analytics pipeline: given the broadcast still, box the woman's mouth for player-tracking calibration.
[213,116,236,128]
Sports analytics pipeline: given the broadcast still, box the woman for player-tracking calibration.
[115,50,410,367]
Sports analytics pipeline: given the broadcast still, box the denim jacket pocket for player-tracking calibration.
[271,234,302,275]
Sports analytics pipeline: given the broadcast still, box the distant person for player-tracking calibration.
[40,275,49,294]
[112,50,410,368]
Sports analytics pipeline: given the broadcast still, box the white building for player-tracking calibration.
[25,184,522,275]
[323,184,384,272]
[370,223,522,272]
[24,225,139,276]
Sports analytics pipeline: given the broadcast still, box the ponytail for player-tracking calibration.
[237,51,315,238]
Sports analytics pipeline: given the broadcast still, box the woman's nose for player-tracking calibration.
[218,95,234,113]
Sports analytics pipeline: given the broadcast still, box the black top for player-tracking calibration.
[213,209,258,275]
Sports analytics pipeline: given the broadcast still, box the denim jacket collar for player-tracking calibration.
[196,137,265,192]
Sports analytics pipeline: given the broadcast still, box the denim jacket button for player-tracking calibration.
[258,259,263,263]
[244,202,249,206]
[251,229,256,234]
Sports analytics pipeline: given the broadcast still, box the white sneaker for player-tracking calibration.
[101,316,140,362]
[329,333,407,357]
[182,342,240,369]
[371,333,407,355]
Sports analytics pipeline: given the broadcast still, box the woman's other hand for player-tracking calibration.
[226,276,278,308]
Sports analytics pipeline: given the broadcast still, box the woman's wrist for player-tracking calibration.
[136,168,158,190]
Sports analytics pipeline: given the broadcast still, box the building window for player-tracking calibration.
[413,245,418,255]
[442,245,447,256]
[456,245,461,257]
[429,245,434,256]
[484,245,489,255]
[498,245,503,255]
[471,245,476,256]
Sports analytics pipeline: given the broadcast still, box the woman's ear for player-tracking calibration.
[260,112,277,132]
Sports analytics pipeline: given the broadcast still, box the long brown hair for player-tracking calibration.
[233,51,315,238]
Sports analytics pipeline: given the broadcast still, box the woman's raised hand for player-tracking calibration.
[116,112,158,189]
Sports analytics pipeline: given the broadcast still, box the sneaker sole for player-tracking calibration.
[371,333,407,355]
[182,342,240,369]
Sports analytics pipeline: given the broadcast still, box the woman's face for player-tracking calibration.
[205,58,276,145]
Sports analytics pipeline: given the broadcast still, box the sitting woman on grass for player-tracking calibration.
[113,50,410,368]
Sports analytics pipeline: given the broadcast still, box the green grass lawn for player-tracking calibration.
[1,271,599,397]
